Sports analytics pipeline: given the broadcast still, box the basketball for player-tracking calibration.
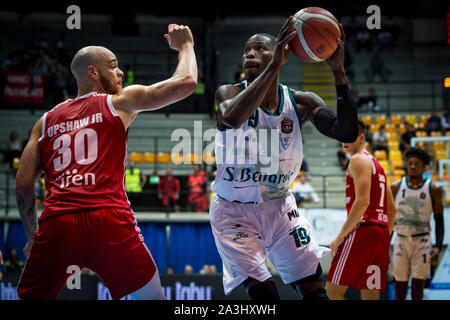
[289,7,341,63]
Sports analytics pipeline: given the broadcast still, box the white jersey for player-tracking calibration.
[394,177,433,236]
[212,82,303,203]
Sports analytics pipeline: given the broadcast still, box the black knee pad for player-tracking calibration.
[243,278,280,301]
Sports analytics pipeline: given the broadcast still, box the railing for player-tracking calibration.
[288,79,445,113]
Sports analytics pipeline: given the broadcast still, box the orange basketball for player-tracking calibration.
[289,7,341,63]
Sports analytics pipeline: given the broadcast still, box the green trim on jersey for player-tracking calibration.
[405,177,429,190]
[259,83,284,117]
[288,88,302,127]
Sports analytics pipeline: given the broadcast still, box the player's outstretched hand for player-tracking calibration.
[271,16,297,69]
[164,24,194,52]
[325,23,346,72]
[0,250,3,265]
[23,240,34,259]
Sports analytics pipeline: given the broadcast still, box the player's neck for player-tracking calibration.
[76,83,105,98]
[350,146,365,156]
[407,175,424,187]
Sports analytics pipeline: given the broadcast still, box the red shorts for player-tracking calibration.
[17,207,156,300]
[327,223,390,291]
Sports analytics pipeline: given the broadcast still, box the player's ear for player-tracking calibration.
[87,65,98,80]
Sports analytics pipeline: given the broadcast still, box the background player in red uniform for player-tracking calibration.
[15,24,197,300]
[326,120,397,300]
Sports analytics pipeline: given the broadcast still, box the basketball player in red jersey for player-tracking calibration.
[15,24,197,300]
[326,120,397,300]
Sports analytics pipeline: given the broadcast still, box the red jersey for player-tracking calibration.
[38,92,130,221]
[346,150,388,227]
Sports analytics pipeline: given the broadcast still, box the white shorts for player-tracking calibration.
[392,233,432,282]
[209,193,330,295]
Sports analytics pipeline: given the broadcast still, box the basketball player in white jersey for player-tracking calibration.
[210,16,358,300]
[391,147,444,300]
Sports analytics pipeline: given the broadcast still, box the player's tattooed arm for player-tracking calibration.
[112,24,198,129]
[16,194,37,242]
[15,118,42,243]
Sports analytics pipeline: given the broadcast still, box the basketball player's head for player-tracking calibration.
[341,120,366,155]
[242,33,276,83]
[71,46,123,94]
[404,147,430,178]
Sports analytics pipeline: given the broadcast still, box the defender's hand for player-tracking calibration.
[164,24,194,51]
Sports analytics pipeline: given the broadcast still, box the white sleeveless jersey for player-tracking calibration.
[394,177,433,235]
[212,82,303,203]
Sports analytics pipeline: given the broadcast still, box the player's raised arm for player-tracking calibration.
[15,118,43,258]
[293,25,358,143]
[217,17,297,129]
[112,24,198,126]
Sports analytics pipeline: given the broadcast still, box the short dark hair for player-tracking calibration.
[404,147,430,165]
[357,120,366,135]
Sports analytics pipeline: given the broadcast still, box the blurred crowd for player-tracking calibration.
[0,32,76,107]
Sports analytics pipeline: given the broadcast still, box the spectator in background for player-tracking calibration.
[199,265,211,274]
[184,265,193,275]
[166,266,175,275]
[426,112,442,135]
[49,61,69,104]
[209,265,217,274]
[289,174,320,205]
[300,157,309,176]
[355,29,372,53]
[5,131,22,168]
[400,123,416,152]
[125,161,148,210]
[365,51,391,82]
[29,48,51,90]
[372,125,389,154]
[158,168,181,213]
[358,87,380,112]
[441,112,450,133]
[4,248,24,276]
[377,29,394,51]
[187,165,208,213]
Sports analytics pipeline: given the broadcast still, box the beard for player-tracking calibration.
[99,73,120,94]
